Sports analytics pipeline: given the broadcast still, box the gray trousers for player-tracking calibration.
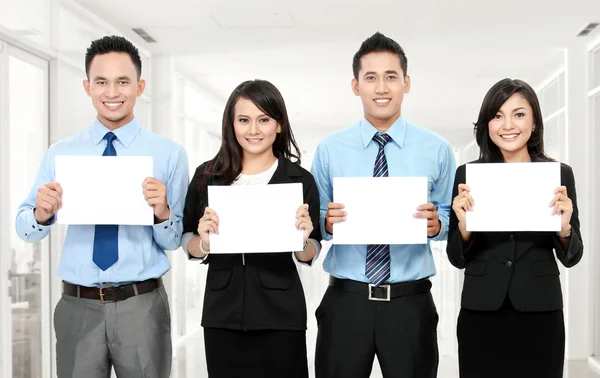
[53,285,172,378]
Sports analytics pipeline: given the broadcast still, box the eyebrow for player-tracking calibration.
[92,76,132,81]
[363,70,400,77]
[236,114,267,118]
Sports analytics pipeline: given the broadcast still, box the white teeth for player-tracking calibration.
[105,103,122,107]
[374,99,390,103]
[501,134,518,140]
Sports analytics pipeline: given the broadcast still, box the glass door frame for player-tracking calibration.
[0,38,52,378]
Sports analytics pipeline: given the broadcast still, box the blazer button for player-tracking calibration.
[506,260,513,267]
[508,234,514,241]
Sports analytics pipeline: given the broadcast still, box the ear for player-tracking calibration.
[277,123,282,133]
[137,79,146,97]
[83,79,91,97]
[351,78,359,96]
[404,75,411,93]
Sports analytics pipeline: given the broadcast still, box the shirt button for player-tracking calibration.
[506,260,513,267]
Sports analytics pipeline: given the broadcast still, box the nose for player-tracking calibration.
[502,117,515,131]
[375,79,389,94]
[248,120,260,135]
[106,82,120,99]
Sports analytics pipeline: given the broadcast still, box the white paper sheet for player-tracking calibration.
[208,183,304,253]
[55,156,154,225]
[466,162,561,232]
[332,177,428,245]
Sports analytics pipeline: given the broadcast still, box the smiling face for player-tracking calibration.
[83,52,145,130]
[488,93,535,162]
[233,97,281,160]
[352,51,410,131]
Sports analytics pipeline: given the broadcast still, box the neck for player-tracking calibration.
[502,148,531,163]
[241,149,277,175]
[365,110,401,133]
[98,113,134,131]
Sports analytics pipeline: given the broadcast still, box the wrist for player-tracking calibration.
[154,207,170,223]
[557,226,571,239]
[199,236,210,255]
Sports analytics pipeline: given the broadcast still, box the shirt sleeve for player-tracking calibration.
[429,143,456,241]
[15,146,56,243]
[310,143,333,241]
[152,146,190,250]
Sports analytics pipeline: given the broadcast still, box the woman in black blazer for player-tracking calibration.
[447,78,583,378]
[181,80,322,378]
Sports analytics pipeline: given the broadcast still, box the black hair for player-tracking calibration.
[352,32,408,79]
[85,35,142,79]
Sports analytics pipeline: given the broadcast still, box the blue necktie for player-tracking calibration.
[365,133,392,286]
[93,132,119,271]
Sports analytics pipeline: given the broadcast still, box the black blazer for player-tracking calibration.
[182,153,322,331]
[446,160,583,312]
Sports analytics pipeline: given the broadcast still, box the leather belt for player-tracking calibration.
[63,278,161,303]
[329,276,431,301]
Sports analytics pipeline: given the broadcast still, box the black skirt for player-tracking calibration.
[203,328,308,378]
[457,296,565,378]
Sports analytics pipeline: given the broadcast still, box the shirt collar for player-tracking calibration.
[359,116,407,149]
[90,117,141,148]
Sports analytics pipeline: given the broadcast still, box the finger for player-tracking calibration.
[147,198,167,206]
[414,211,438,219]
[464,196,474,211]
[47,182,64,196]
[553,186,567,196]
[297,219,313,230]
[457,184,471,193]
[327,216,346,224]
[145,192,164,201]
[143,183,164,192]
[38,198,55,213]
[45,190,63,209]
[203,208,217,217]
[549,192,561,207]
[296,206,307,218]
[463,192,475,206]
[416,202,435,211]
[327,209,347,218]
[327,202,345,210]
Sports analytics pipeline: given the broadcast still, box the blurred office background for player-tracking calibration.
[0,0,599,376]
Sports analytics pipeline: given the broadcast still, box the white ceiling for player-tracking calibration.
[75,0,600,150]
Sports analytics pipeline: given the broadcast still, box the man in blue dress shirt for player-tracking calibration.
[311,32,456,378]
[15,36,189,378]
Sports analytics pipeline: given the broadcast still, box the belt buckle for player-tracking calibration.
[98,286,112,303]
[368,283,391,302]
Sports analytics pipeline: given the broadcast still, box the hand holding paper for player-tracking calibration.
[34,182,63,224]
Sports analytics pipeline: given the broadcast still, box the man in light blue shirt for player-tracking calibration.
[15,36,188,378]
[311,32,456,378]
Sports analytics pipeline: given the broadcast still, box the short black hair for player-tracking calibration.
[85,35,142,80]
[352,32,408,79]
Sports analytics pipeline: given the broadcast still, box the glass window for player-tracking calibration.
[5,48,49,378]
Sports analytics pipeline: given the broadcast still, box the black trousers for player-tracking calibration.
[458,297,565,378]
[315,283,439,378]
[203,328,308,378]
